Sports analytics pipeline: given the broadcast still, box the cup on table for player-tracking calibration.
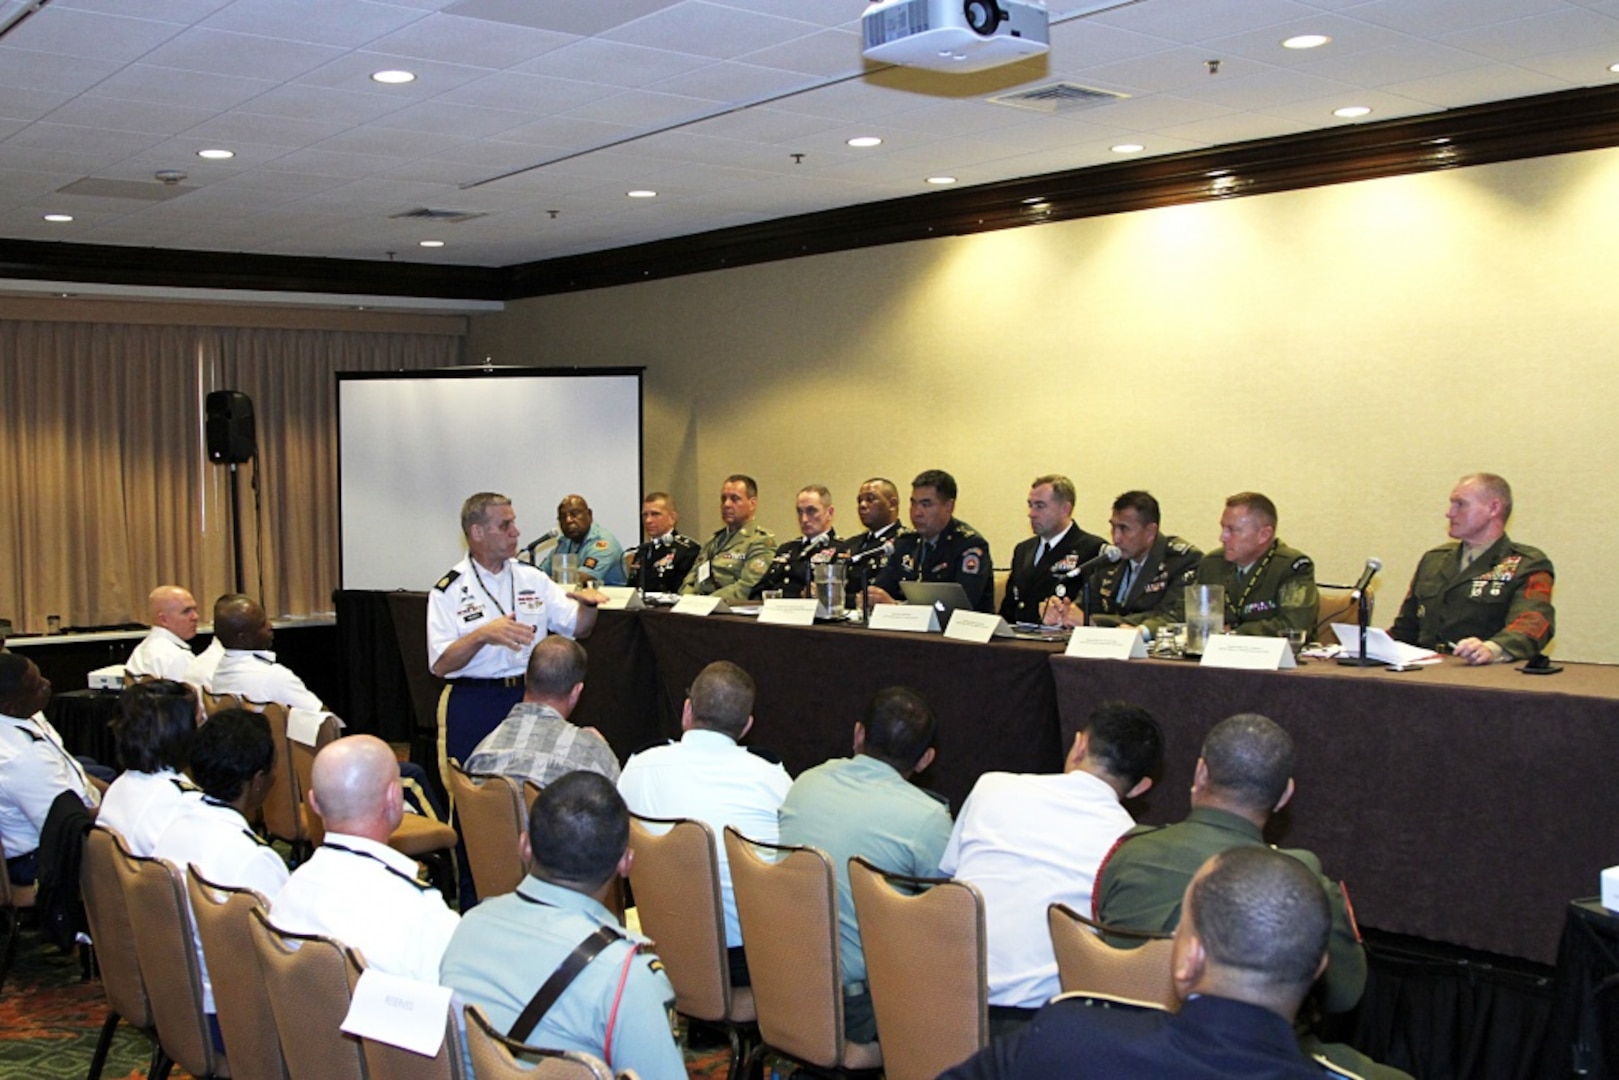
[1281,627,1307,658]
[553,553,580,587]
[761,590,784,601]
[46,614,61,635]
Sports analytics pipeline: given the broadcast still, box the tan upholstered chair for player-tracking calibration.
[847,857,988,1080]
[1316,586,1374,646]
[445,760,527,899]
[1047,902,1178,1010]
[251,702,307,855]
[628,815,755,1080]
[0,832,37,994]
[522,779,543,814]
[723,827,881,1077]
[462,1003,615,1080]
[360,990,465,1080]
[82,826,166,1080]
[186,868,288,1080]
[123,849,229,1078]
[248,905,367,1080]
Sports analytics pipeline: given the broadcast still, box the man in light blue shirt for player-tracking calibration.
[546,495,627,586]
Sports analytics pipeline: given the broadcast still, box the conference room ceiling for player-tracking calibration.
[2,0,1618,270]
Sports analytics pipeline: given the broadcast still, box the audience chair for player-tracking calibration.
[723,827,882,1077]
[847,857,988,1080]
[248,905,367,1080]
[445,760,526,899]
[1047,902,1177,1010]
[123,850,229,1078]
[628,814,755,1080]
[186,867,288,1080]
[361,989,466,1080]
[251,702,308,857]
[82,826,171,1080]
[462,1002,616,1080]
[522,779,542,814]
[0,832,37,995]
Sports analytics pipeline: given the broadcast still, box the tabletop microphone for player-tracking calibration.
[1057,544,1122,578]
[849,540,895,565]
[1350,557,1382,599]
[521,529,560,563]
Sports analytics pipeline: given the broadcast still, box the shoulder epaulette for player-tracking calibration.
[435,569,460,592]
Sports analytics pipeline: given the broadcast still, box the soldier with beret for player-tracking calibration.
[679,475,776,602]
[752,485,845,599]
[1193,492,1318,637]
[868,469,994,614]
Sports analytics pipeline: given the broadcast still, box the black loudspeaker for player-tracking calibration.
[205,390,256,464]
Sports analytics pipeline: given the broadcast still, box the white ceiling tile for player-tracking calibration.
[650,61,822,103]
[560,88,720,127]
[1088,0,1321,43]
[512,39,711,85]
[181,110,353,148]
[601,1,823,61]
[1518,42,1619,82]
[445,0,682,37]
[38,96,220,137]
[364,100,537,138]
[1152,111,1317,145]
[85,64,280,111]
[1205,11,1416,63]
[55,0,235,19]
[478,116,638,150]
[140,28,349,80]
[4,7,186,63]
[293,51,496,95]
[1072,46,1264,95]
[1346,0,1571,37]
[685,105,846,143]
[1046,19,1186,68]
[733,28,864,77]
[258,147,412,179]
[0,47,123,95]
[436,72,606,114]
[1194,67,1362,110]
[1300,38,1492,87]
[0,85,88,123]
[715,0,866,30]
[232,84,409,127]
[200,0,429,49]
[1251,87,1440,124]
[363,12,576,67]
[1381,62,1574,106]
[1442,9,1619,63]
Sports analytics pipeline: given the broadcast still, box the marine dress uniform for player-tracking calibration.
[1389,534,1554,659]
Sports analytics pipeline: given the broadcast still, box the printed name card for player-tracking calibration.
[341,969,453,1057]
[1064,626,1149,660]
[944,611,1013,643]
[596,587,644,611]
[671,595,730,616]
[1198,634,1296,671]
[868,604,940,633]
[758,599,819,626]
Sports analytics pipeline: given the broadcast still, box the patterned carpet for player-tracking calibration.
[1,917,736,1079]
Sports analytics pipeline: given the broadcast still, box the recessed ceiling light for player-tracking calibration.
[419,239,445,248]
[1334,105,1372,118]
[1111,143,1145,154]
[43,213,73,222]
[847,136,883,148]
[196,148,235,160]
[627,190,657,198]
[926,176,957,185]
[1282,34,1330,49]
[1610,61,1619,73]
[371,69,416,85]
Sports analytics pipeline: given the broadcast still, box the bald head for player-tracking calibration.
[214,594,271,651]
[149,586,200,641]
[308,735,403,841]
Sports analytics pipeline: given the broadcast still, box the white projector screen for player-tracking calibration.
[337,368,643,591]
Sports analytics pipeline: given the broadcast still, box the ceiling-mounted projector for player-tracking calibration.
[862,0,1050,74]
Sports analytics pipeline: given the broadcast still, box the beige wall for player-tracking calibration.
[469,146,1619,661]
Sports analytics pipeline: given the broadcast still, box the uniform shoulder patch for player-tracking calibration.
[434,569,460,592]
[1291,556,1313,572]
[593,539,609,550]
[1168,538,1190,554]
[962,551,982,575]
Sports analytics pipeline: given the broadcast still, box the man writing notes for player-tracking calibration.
[1390,473,1554,664]
[868,469,994,613]
[428,492,605,772]
[1000,475,1103,626]
[1190,492,1318,637]
[679,475,776,602]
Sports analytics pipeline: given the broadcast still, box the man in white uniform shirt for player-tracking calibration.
[617,661,790,987]
[208,595,323,711]
[940,701,1164,1034]
[428,492,605,774]
[125,585,202,681]
[0,655,101,886]
[271,735,459,984]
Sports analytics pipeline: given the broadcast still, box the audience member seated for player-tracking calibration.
[153,707,287,1031]
[441,771,683,1080]
[208,594,323,711]
[939,846,1339,1079]
[125,585,203,681]
[271,735,459,983]
[617,660,789,988]
[97,679,203,856]
[464,637,619,787]
[0,654,101,886]
[940,701,1164,1033]
[778,685,953,1043]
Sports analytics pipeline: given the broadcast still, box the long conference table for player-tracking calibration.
[373,596,1619,968]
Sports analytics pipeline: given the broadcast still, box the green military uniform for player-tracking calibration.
[1093,806,1366,1016]
[679,522,776,602]
[1096,534,1203,632]
[1192,539,1318,637]
[1388,534,1554,660]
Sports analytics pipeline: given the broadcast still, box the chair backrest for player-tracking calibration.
[446,760,527,899]
[123,851,223,1078]
[256,701,304,846]
[723,826,846,1068]
[248,905,367,1080]
[462,1003,614,1080]
[848,857,987,1080]
[80,826,155,1029]
[290,712,343,849]
[522,779,542,814]
[1316,587,1374,646]
[627,815,730,1021]
[1047,902,1178,1010]
[186,867,289,1080]
[361,988,465,1080]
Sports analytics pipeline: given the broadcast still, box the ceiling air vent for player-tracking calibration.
[988,82,1127,114]
[388,207,489,224]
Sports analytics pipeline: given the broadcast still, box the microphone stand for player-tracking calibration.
[1336,586,1383,667]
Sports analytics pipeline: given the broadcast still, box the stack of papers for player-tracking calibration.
[1330,625,1442,666]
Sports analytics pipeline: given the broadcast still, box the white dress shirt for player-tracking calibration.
[210,649,323,711]
[125,626,196,681]
[97,768,204,857]
[0,711,99,862]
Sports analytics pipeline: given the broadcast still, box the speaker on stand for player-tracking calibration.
[205,391,256,594]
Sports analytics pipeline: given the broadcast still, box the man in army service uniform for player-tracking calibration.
[679,474,777,602]
[752,485,845,599]
[1389,472,1554,664]
[1190,492,1318,637]
[1042,491,1202,632]
[999,474,1104,626]
[625,492,701,593]
[868,469,995,613]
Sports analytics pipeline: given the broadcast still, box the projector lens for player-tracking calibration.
[964,0,1003,36]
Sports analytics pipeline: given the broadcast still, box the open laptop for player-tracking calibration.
[899,580,976,619]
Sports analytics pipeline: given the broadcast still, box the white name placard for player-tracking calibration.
[341,969,452,1057]
[868,605,940,633]
[1064,626,1149,660]
[1199,634,1296,671]
[671,595,730,616]
[758,599,819,626]
[944,610,1013,643]
[596,587,644,611]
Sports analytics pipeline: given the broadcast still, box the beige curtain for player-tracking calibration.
[0,318,460,633]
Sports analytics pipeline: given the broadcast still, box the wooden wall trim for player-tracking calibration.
[0,296,468,335]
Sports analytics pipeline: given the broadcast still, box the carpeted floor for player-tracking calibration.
[1,918,736,1079]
